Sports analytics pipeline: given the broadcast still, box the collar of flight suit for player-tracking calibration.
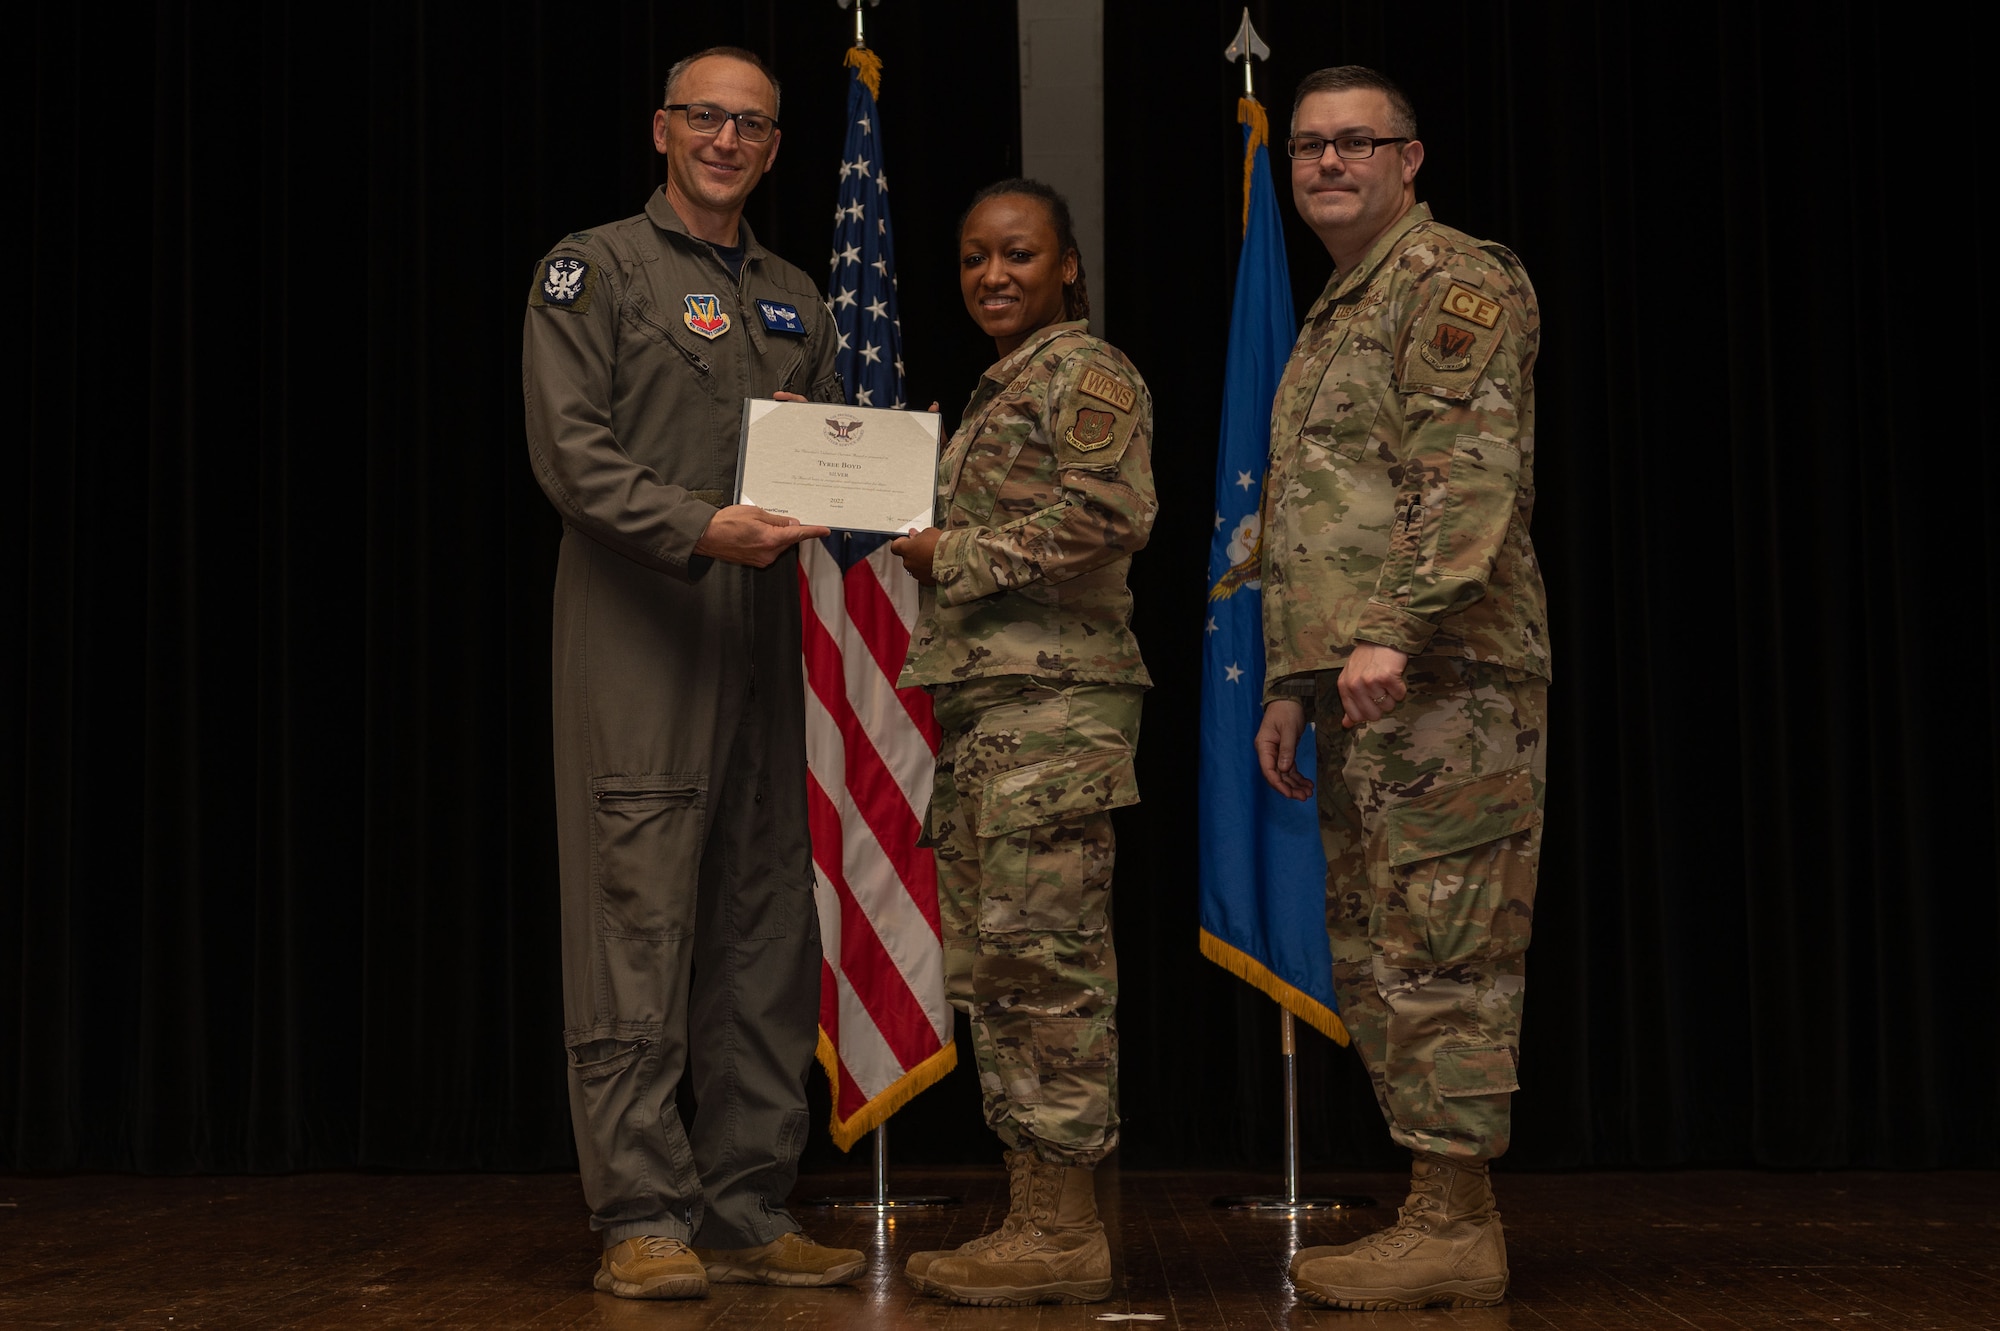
[1322,200,1435,310]
[643,185,773,264]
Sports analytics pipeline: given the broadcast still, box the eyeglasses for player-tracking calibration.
[1286,135,1411,161]
[664,102,778,143]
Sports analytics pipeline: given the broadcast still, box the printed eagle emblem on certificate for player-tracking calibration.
[735,399,941,535]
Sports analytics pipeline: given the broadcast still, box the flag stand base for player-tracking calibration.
[1211,1193,1373,1211]
[1212,1010,1377,1214]
[800,1123,959,1209]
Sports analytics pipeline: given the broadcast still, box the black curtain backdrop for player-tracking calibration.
[8,1,1994,1175]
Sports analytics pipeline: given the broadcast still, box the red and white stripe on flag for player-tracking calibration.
[799,536,955,1150]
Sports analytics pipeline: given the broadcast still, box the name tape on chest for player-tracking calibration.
[1077,367,1137,414]
[1441,284,1501,329]
[756,299,805,335]
[684,293,731,340]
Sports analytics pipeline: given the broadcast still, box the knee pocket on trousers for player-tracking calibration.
[1435,1043,1520,1098]
[591,773,706,939]
[568,1035,650,1082]
[1032,1017,1115,1071]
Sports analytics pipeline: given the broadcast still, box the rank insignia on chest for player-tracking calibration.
[683,294,731,339]
[1065,407,1117,451]
[535,257,593,311]
[1420,323,1478,372]
[756,299,805,335]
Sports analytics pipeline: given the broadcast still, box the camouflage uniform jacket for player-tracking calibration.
[1261,202,1551,700]
[521,189,844,576]
[901,321,1156,687]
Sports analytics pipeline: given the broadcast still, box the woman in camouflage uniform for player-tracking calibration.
[890,180,1156,1307]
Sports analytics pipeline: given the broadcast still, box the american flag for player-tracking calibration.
[800,45,954,1151]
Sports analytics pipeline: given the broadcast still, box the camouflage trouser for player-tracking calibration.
[1314,657,1548,1163]
[928,676,1143,1166]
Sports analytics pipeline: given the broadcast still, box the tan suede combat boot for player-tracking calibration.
[906,1147,1036,1294]
[593,1235,708,1300]
[924,1152,1112,1305]
[1291,1154,1508,1310]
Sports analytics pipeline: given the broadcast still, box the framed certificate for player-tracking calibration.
[735,399,941,535]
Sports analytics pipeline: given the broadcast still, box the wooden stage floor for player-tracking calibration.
[2,1166,1995,1329]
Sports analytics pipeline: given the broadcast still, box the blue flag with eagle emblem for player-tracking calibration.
[1197,97,1345,1044]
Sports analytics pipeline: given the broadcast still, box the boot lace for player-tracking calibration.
[632,1236,690,1260]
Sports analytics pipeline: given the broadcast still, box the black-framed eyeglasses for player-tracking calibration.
[1286,134,1411,161]
[664,102,778,142]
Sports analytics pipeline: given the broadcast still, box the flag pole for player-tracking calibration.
[1204,11,1374,1215]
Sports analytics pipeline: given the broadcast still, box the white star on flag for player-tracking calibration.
[1225,663,1245,683]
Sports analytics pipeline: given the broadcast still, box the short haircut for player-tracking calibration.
[1290,65,1417,140]
[663,46,782,121]
[959,178,1091,323]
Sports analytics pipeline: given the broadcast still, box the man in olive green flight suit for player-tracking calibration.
[1255,66,1552,1312]
[520,46,861,1301]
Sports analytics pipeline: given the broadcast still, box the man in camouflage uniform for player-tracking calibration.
[892,191,1156,1303]
[521,48,863,1300]
[1253,66,1550,1312]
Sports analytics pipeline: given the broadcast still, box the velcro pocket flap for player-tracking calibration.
[1382,765,1540,867]
[974,748,1137,839]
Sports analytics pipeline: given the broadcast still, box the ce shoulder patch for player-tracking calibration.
[531,256,596,313]
[1403,281,1507,399]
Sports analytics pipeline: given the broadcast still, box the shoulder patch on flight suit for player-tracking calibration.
[530,256,596,313]
[1401,282,1506,400]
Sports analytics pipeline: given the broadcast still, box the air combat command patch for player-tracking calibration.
[684,293,731,339]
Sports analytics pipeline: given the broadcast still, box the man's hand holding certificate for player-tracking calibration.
[735,399,941,535]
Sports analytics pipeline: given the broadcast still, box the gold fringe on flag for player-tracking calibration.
[1200,928,1351,1045]
[1237,95,1270,238]
[816,1028,958,1152]
[844,45,885,99]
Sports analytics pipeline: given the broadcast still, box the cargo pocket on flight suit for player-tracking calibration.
[1380,765,1541,1099]
[971,748,1136,934]
[590,773,706,1024]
